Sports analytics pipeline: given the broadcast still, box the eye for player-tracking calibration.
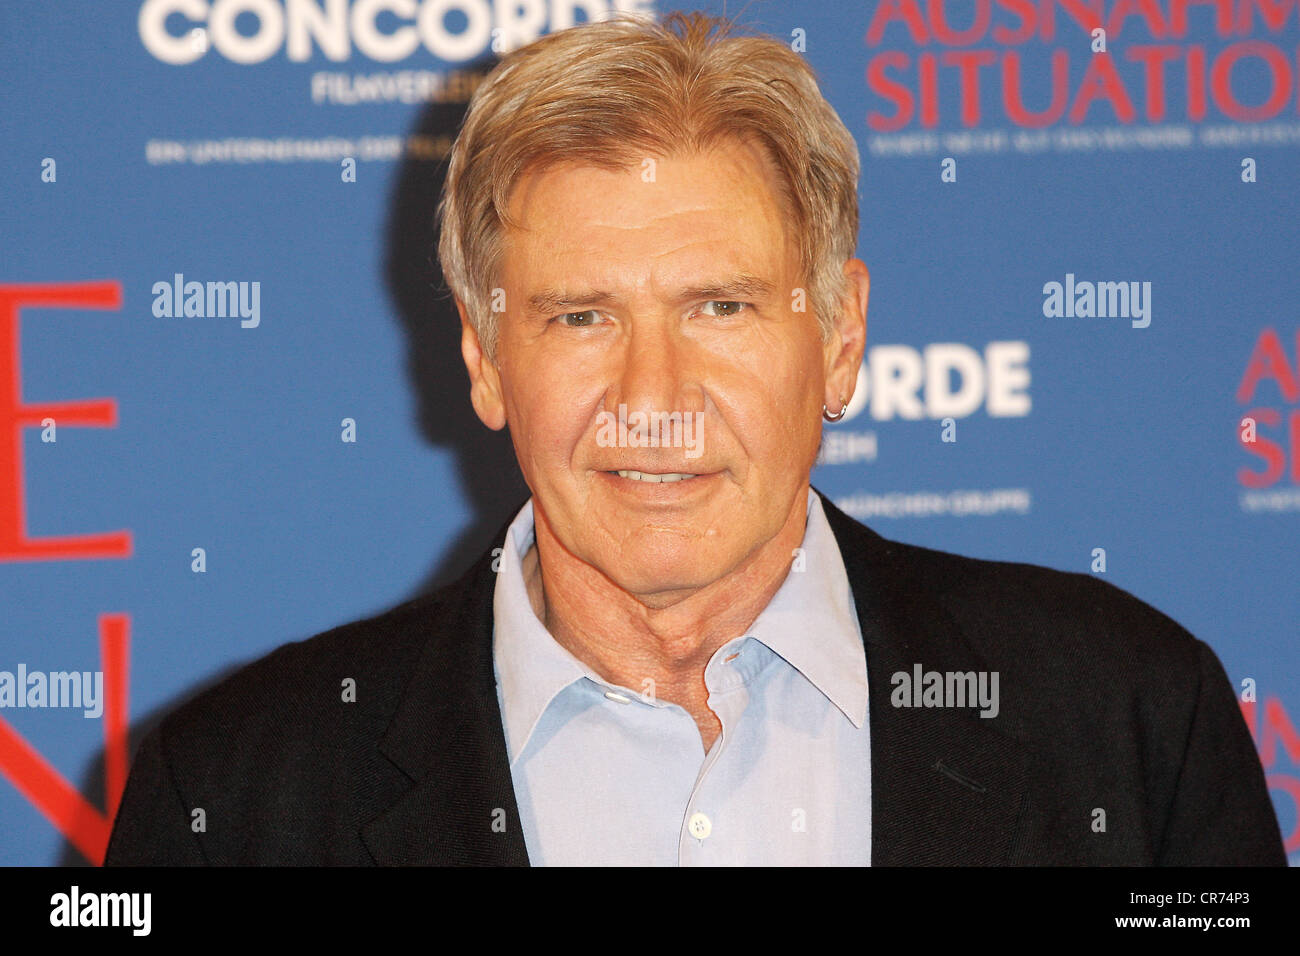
[555,310,604,327]
[698,301,747,317]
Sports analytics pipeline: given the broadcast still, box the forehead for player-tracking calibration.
[500,139,799,292]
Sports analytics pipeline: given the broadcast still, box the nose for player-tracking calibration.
[607,315,701,429]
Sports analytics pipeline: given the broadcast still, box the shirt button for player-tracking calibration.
[687,812,712,840]
[604,690,631,704]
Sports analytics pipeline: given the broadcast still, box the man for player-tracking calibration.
[106,12,1284,866]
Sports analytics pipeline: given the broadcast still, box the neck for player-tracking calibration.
[522,487,811,750]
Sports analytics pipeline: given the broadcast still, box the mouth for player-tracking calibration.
[608,470,701,484]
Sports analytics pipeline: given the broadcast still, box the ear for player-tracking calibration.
[823,258,869,413]
[457,299,508,431]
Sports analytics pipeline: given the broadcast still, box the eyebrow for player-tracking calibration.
[525,274,777,316]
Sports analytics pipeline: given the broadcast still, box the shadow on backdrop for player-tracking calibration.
[384,56,530,601]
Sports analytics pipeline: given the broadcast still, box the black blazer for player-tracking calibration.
[105,490,1285,865]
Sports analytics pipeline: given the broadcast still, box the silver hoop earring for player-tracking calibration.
[823,399,848,422]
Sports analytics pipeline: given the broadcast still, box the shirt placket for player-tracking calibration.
[678,638,760,865]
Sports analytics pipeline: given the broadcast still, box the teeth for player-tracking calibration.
[615,470,698,483]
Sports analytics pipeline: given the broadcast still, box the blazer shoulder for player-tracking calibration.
[151,589,448,757]
[886,534,1205,674]
[141,508,509,763]
[108,535,506,864]
[818,491,1209,688]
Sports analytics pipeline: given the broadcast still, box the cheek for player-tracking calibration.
[726,334,821,420]
[501,355,601,470]
[755,351,825,459]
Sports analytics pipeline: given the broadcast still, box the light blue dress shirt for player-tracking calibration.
[491,489,871,865]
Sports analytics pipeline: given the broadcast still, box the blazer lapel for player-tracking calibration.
[818,489,1031,865]
[361,520,530,866]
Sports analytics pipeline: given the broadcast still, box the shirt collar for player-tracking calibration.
[491,488,868,765]
[491,500,589,765]
[747,490,868,730]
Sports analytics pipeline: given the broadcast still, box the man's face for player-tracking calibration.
[466,138,854,601]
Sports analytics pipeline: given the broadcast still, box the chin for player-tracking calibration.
[599,545,736,598]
